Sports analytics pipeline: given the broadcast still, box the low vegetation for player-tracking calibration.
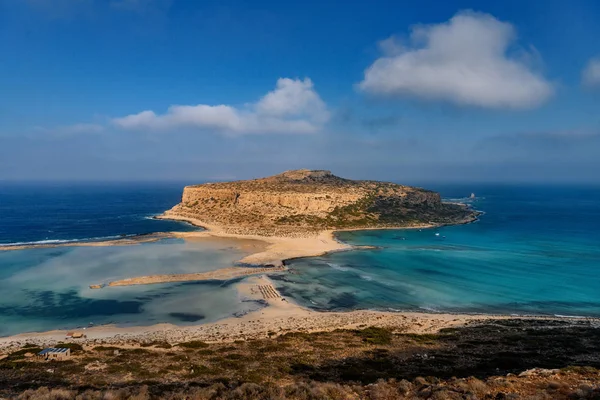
[2,321,600,399]
[177,340,210,349]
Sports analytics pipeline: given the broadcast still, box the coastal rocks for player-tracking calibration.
[164,169,479,237]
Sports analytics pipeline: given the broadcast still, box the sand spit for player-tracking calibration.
[92,265,286,288]
[83,215,356,288]
[159,214,354,266]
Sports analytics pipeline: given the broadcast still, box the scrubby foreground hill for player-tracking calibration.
[3,320,600,399]
[164,169,478,236]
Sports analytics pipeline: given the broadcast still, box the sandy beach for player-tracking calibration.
[162,214,354,266]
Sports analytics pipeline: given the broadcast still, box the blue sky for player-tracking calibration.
[1,0,599,183]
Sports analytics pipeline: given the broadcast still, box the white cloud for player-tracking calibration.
[582,58,600,88]
[113,78,330,134]
[359,11,553,109]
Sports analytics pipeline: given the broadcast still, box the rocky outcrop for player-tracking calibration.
[163,169,479,237]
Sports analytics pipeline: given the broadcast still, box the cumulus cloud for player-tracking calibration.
[359,11,553,109]
[113,78,330,134]
[582,58,600,88]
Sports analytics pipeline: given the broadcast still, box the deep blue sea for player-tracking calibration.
[0,182,198,245]
[0,182,599,336]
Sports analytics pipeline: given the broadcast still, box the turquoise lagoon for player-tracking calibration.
[1,183,600,336]
[274,185,600,317]
[0,238,264,336]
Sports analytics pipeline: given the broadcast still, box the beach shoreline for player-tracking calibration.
[3,270,598,351]
[3,209,586,352]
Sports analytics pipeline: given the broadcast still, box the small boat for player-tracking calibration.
[435,233,440,236]
[469,193,476,199]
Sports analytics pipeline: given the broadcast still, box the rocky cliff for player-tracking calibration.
[163,169,479,236]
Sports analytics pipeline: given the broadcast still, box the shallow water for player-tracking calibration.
[1,183,599,336]
[275,185,600,317]
[0,238,263,336]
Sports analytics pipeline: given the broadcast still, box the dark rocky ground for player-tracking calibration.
[1,319,599,399]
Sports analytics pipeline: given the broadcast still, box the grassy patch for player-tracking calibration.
[259,344,286,352]
[224,353,245,360]
[561,366,600,374]
[355,327,393,345]
[93,346,120,352]
[140,341,172,349]
[177,340,209,349]
[124,348,150,355]
[399,333,440,344]
[10,348,42,358]
[188,364,214,377]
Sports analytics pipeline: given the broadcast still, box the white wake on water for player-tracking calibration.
[0,234,132,247]
[327,262,350,272]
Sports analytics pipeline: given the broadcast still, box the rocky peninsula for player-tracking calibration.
[162,169,479,237]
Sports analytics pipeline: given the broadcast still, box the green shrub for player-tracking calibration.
[399,333,439,344]
[8,348,42,359]
[188,364,213,377]
[177,340,209,349]
[93,346,120,352]
[125,348,150,355]
[355,327,393,345]
[561,365,600,374]
[140,341,171,349]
